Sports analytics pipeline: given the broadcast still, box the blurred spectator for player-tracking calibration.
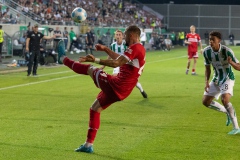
[85,27,94,55]
[53,26,62,53]
[158,34,165,51]
[178,30,185,46]
[204,30,209,45]
[164,36,172,51]
[63,26,68,51]
[229,33,234,45]
[69,27,76,47]
[19,33,27,45]
[140,28,146,47]
[97,0,103,9]
[9,0,162,28]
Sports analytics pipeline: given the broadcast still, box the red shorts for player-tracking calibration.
[92,69,120,109]
[188,52,198,59]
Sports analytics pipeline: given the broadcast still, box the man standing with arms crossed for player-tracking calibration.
[57,25,146,153]
[185,25,203,75]
[85,27,94,55]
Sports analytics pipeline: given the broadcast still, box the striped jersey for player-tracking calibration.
[110,41,127,55]
[203,44,239,86]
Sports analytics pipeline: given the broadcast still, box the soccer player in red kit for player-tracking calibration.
[58,25,145,153]
[184,25,203,75]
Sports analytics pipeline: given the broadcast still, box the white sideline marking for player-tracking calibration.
[0,75,78,91]
[0,70,72,78]
[0,55,186,91]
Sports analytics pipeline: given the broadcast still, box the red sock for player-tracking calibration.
[86,108,100,143]
[192,69,195,72]
[63,57,90,75]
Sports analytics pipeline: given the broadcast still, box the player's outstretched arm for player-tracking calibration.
[79,54,128,68]
[228,56,240,71]
[79,54,95,63]
[95,44,120,59]
[99,55,128,68]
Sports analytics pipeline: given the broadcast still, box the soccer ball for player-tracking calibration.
[71,7,87,23]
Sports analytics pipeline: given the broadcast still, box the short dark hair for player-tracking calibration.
[209,31,222,40]
[125,25,141,37]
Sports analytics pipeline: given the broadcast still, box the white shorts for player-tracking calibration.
[113,67,120,74]
[203,79,234,99]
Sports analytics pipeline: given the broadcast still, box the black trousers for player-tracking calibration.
[27,50,40,75]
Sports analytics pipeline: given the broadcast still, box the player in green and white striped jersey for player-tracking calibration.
[202,31,240,135]
[101,30,147,98]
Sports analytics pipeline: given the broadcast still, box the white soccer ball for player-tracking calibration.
[71,7,87,23]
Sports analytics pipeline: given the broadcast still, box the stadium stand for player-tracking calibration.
[1,0,162,29]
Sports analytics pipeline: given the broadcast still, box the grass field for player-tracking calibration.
[1,46,240,160]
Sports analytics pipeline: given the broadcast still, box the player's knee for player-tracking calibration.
[221,99,229,107]
[202,98,211,107]
[91,100,103,113]
[221,94,231,106]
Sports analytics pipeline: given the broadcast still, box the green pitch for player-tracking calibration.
[1,46,240,160]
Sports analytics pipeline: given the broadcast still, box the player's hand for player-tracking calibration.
[204,83,210,93]
[95,44,106,51]
[99,65,105,70]
[26,47,29,52]
[79,54,95,63]
[200,49,203,54]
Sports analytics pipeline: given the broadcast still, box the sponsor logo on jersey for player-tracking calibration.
[126,48,133,54]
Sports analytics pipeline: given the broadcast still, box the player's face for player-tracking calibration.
[209,35,221,51]
[115,31,123,43]
[190,26,195,33]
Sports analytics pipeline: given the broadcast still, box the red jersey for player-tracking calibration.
[186,33,201,53]
[108,43,146,100]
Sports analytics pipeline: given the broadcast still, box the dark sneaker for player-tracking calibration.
[141,90,148,98]
[27,74,31,76]
[75,145,93,153]
[186,70,189,75]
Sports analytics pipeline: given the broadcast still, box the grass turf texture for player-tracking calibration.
[0,46,240,160]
